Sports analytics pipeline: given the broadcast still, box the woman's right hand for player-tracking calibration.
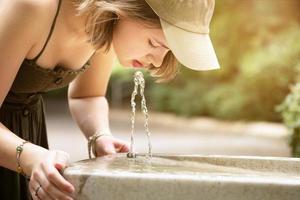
[28,150,75,200]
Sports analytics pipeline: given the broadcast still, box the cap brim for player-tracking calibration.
[160,19,220,71]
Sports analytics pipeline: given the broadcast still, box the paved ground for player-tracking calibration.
[45,98,291,162]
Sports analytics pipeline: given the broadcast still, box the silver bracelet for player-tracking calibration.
[87,130,112,159]
[16,141,31,180]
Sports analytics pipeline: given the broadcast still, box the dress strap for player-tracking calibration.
[31,0,62,62]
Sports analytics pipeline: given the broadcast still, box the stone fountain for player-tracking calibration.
[63,154,300,200]
[63,72,300,200]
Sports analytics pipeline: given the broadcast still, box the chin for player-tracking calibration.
[118,59,133,68]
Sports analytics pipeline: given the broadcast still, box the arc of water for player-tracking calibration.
[139,76,152,157]
[128,71,152,158]
[129,75,138,157]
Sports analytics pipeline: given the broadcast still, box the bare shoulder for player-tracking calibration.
[0,0,51,58]
[0,0,60,106]
[0,0,59,29]
[0,0,62,57]
[1,0,54,15]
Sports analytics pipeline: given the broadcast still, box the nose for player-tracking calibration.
[148,47,169,68]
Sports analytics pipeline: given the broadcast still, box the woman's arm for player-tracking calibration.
[68,47,129,156]
[0,1,74,199]
[68,48,114,138]
[0,0,46,173]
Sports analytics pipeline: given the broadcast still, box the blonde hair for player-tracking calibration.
[73,0,179,82]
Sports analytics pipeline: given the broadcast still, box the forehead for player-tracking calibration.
[117,17,168,46]
[121,17,161,31]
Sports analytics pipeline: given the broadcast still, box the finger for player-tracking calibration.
[36,167,74,200]
[43,151,75,194]
[114,140,130,153]
[29,173,53,200]
[120,145,130,152]
[31,187,52,200]
[54,150,70,170]
[103,142,117,155]
[34,185,52,200]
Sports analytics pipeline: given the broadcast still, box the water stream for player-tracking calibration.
[128,71,152,158]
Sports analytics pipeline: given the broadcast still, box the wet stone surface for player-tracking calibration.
[63,154,300,200]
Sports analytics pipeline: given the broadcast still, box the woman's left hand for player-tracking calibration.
[94,136,129,157]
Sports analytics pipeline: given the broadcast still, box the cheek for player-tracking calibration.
[112,40,134,67]
[112,23,151,64]
[113,36,148,62]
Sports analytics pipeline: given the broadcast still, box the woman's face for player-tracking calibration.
[112,17,170,69]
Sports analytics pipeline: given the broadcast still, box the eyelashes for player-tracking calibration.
[148,39,156,48]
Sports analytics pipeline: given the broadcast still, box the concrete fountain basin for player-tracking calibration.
[63,154,300,200]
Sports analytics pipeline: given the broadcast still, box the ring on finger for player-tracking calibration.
[35,184,42,199]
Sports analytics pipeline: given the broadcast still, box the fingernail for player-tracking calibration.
[67,186,75,193]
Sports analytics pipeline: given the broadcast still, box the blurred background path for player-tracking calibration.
[43,0,300,161]
[45,99,290,162]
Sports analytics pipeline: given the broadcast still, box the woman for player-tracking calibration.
[0,0,219,199]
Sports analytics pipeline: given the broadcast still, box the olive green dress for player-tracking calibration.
[0,0,92,199]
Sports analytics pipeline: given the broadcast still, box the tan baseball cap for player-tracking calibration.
[144,0,220,71]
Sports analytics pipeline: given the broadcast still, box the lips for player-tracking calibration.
[132,60,144,68]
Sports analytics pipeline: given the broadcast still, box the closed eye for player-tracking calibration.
[148,39,157,48]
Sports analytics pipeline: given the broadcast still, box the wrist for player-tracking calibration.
[87,128,112,139]
[20,143,48,176]
[88,129,112,159]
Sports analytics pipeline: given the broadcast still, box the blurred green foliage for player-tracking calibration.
[277,83,300,157]
[42,0,300,157]
[108,0,300,122]
[48,0,300,124]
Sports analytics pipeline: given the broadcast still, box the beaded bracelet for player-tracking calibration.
[16,141,30,179]
[88,130,112,159]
